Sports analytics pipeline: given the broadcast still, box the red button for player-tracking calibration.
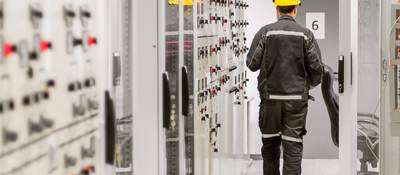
[83,165,95,172]
[40,40,52,52]
[87,36,97,46]
[3,42,16,57]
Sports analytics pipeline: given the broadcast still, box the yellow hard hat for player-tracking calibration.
[273,0,301,6]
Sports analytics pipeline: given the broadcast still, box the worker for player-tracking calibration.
[246,0,324,175]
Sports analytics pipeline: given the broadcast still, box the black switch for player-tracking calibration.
[229,87,239,94]
[81,146,95,158]
[27,66,34,79]
[76,81,82,90]
[64,155,77,168]
[34,93,40,103]
[232,33,238,38]
[73,38,83,46]
[84,79,91,88]
[8,100,14,110]
[2,128,18,145]
[231,22,235,29]
[28,120,43,134]
[30,4,43,29]
[30,8,43,19]
[40,116,54,128]
[73,104,86,117]
[65,10,76,18]
[81,10,91,18]
[22,95,31,106]
[63,5,76,27]
[84,78,95,88]
[223,18,228,25]
[88,99,99,110]
[68,83,76,92]
[42,91,50,100]
[199,18,204,26]
[47,79,56,87]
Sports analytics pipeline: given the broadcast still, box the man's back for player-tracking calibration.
[247,15,323,100]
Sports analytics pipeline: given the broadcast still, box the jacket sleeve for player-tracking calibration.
[305,31,324,88]
[246,30,265,72]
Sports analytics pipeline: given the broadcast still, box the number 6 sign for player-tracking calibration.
[306,13,325,39]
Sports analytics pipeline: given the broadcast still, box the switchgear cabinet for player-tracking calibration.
[390,2,400,135]
[0,0,110,175]
[159,0,250,175]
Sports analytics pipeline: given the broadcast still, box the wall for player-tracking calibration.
[357,0,380,123]
[357,0,381,172]
[245,0,339,158]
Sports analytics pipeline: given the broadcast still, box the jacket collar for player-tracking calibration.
[278,15,296,22]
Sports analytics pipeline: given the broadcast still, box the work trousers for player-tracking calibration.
[259,99,308,175]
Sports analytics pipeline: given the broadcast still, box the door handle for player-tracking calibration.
[112,52,122,86]
[163,73,172,129]
[338,55,345,93]
[104,91,116,164]
[181,66,190,116]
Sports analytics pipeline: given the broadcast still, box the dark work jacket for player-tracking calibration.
[246,15,323,100]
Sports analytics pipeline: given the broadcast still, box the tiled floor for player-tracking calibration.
[246,159,339,175]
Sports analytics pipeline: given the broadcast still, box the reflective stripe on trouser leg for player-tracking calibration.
[262,132,282,139]
[282,135,303,143]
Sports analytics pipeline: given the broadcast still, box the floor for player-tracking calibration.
[245,159,339,175]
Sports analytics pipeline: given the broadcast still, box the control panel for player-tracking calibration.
[161,0,249,174]
[193,0,249,174]
[0,1,106,175]
[391,4,400,135]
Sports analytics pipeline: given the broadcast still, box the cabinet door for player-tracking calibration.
[163,1,184,175]
[338,0,359,174]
